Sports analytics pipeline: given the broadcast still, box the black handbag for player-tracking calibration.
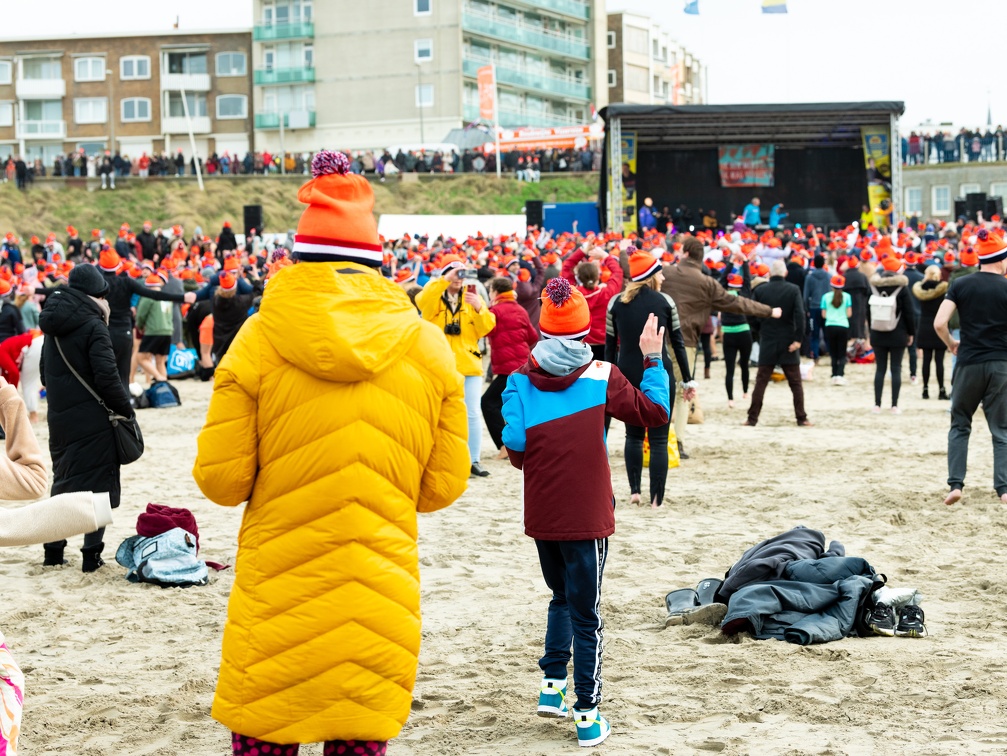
[54,337,144,465]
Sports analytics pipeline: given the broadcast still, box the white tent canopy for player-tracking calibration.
[378,214,526,241]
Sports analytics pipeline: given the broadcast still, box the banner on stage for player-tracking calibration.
[718,144,775,187]
[612,131,637,234]
[861,126,893,229]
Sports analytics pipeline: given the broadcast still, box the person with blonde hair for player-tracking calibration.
[912,263,949,400]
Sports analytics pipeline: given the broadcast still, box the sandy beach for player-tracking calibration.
[8,357,1007,755]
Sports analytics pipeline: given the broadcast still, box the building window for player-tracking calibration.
[0,61,10,85]
[905,187,922,216]
[607,31,616,49]
[167,51,208,75]
[625,26,648,54]
[625,64,648,92]
[74,57,105,82]
[415,0,431,15]
[415,38,433,62]
[990,182,1007,199]
[0,102,12,127]
[215,52,247,77]
[120,56,151,80]
[22,58,61,80]
[216,94,248,119]
[167,92,208,118]
[960,183,981,197]
[74,97,107,124]
[304,45,314,68]
[121,97,151,122]
[932,186,951,216]
[607,70,616,87]
[416,83,434,108]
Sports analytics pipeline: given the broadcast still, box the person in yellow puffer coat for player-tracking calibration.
[416,255,496,477]
[193,150,469,756]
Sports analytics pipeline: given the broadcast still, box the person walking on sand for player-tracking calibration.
[934,228,1007,506]
[194,151,470,756]
[502,280,670,748]
[868,256,915,414]
[912,264,949,400]
[821,274,852,385]
[744,260,812,427]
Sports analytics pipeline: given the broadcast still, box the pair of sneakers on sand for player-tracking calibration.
[536,681,611,748]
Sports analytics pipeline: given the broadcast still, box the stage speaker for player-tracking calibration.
[526,200,544,229]
[988,196,1004,219]
[954,198,967,221]
[967,192,987,221]
[243,204,264,238]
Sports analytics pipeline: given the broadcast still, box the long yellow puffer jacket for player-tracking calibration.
[193,261,470,745]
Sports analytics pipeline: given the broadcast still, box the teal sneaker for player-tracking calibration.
[573,706,611,747]
[536,677,569,718]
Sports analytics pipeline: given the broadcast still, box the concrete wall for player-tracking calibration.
[903,162,1007,219]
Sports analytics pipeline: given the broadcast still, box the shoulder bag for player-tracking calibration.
[54,337,144,465]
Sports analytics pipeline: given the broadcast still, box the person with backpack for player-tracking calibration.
[868,256,915,414]
[501,281,670,748]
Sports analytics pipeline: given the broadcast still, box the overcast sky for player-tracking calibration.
[5,0,1003,130]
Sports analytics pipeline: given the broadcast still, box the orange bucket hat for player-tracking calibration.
[539,279,589,340]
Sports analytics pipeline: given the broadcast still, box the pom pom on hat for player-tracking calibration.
[311,150,351,177]
[539,278,590,340]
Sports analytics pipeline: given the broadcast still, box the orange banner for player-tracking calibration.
[477,65,495,122]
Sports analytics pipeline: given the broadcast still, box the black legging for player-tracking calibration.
[700,331,713,370]
[722,330,752,401]
[625,419,671,506]
[921,347,946,390]
[110,325,134,390]
[480,374,508,450]
[873,344,905,407]
[825,325,849,377]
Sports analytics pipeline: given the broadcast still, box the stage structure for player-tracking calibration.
[600,102,905,234]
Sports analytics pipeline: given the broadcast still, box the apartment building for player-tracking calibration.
[0,30,253,165]
[607,12,704,106]
[251,0,608,153]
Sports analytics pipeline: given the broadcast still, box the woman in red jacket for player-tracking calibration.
[561,245,624,361]
[483,277,539,458]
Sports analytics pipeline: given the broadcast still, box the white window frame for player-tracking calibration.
[607,31,616,49]
[0,101,12,127]
[215,51,247,77]
[607,69,616,87]
[414,38,433,63]
[216,94,248,120]
[415,83,434,109]
[904,187,922,217]
[932,185,951,217]
[960,183,981,197]
[74,57,105,82]
[73,97,107,125]
[120,97,151,123]
[0,61,13,85]
[415,0,431,16]
[990,182,1007,198]
[120,55,151,81]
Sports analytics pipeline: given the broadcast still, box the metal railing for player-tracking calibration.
[463,57,590,100]
[462,10,590,60]
[254,67,315,85]
[253,21,315,41]
[16,119,66,139]
[509,0,589,20]
[255,111,317,129]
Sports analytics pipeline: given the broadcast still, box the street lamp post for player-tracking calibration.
[416,62,426,145]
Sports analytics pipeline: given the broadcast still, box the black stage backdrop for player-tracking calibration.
[635,146,868,230]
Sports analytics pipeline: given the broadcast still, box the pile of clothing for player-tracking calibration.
[664,526,926,643]
[115,503,210,588]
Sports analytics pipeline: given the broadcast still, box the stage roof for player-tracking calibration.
[600,101,905,149]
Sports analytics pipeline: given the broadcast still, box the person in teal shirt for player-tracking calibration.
[821,274,852,385]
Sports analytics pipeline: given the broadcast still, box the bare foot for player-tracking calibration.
[630,493,641,506]
[727,400,735,409]
[1001,493,1007,505]
[651,497,661,510]
[28,412,38,424]
[742,393,749,401]
[944,489,963,506]
[494,447,509,460]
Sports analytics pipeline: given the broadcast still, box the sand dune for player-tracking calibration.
[7,358,1007,755]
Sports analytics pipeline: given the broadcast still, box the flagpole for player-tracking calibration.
[493,63,501,179]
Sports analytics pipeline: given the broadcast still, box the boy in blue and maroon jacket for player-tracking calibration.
[502,278,670,748]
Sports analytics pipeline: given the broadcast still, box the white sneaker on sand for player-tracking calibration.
[871,406,882,414]
[891,406,902,415]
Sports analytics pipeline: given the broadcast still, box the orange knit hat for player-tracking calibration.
[975,228,1007,264]
[219,271,238,291]
[539,279,590,340]
[881,256,903,273]
[830,274,846,288]
[98,249,121,272]
[960,248,979,267]
[292,151,381,266]
[628,247,661,282]
[144,273,163,288]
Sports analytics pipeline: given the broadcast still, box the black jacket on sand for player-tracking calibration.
[752,276,804,366]
[40,287,134,508]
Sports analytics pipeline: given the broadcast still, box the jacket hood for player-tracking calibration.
[869,273,909,288]
[912,279,948,301]
[530,339,592,378]
[38,286,103,337]
[257,262,421,382]
[520,340,593,392]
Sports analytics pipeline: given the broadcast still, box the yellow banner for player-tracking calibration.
[861,126,893,229]
[617,131,637,235]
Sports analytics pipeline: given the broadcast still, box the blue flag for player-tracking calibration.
[684,0,699,14]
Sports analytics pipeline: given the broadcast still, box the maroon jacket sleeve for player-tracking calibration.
[560,249,586,283]
[604,363,670,427]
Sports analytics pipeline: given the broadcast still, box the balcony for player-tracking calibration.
[161,115,212,134]
[463,57,590,101]
[160,73,212,92]
[462,11,590,60]
[510,0,589,20]
[255,110,316,129]
[253,21,314,41]
[464,103,579,128]
[15,119,66,140]
[254,67,315,86]
[15,78,66,99]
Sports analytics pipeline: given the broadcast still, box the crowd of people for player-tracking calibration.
[903,127,1007,164]
[1,147,1006,755]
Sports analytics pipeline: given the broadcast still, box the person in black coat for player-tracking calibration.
[39,266,135,571]
[868,261,915,412]
[0,283,25,342]
[136,223,157,261]
[217,222,238,255]
[745,260,811,427]
[912,265,949,400]
[843,257,871,340]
